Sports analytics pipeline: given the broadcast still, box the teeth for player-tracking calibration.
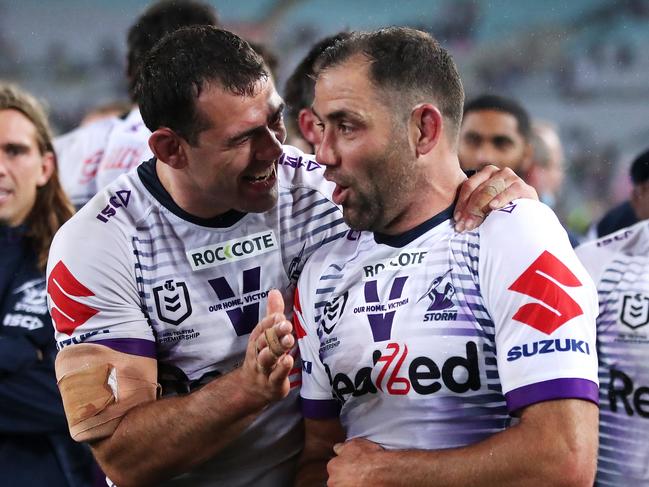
[246,165,274,182]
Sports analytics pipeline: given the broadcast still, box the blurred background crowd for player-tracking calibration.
[1,0,649,234]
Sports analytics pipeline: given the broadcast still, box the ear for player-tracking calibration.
[298,108,321,147]
[149,128,187,169]
[36,151,55,187]
[410,104,442,157]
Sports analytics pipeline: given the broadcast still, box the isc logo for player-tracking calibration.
[326,341,481,402]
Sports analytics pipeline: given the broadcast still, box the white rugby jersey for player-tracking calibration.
[46,146,346,487]
[295,199,599,451]
[96,108,153,192]
[576,221,649,486]
[54,116,120,207]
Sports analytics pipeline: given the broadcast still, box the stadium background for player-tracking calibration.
[1,0,647,231]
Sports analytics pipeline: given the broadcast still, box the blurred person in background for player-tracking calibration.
[80,100,133,127]
[54,0,219,208]
[0,83,91,486]
[458,94,532,177]
[527,121,565,209]
[528,121,581,246]
[576,217,649,485]
[283,32,350,153]
[587,147,649,239]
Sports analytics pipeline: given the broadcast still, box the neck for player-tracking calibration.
[156,159,230,219]
[379,153,466,235]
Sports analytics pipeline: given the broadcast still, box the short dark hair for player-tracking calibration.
[315,27,464,139]
[463,94,531,141]
[284,32,350,137]
[630,148,649,184]
[126,0,219,100]
[135,26,267,145]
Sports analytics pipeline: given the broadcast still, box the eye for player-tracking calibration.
[270,110,284,127]
[338,123,353,135]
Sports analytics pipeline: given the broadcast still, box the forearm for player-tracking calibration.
[93,367,268,487]
[354,402,597,487]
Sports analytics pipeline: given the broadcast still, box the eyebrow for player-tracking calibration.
[227,102,286,145]
[311,106,358,123]
[1,142,31,152]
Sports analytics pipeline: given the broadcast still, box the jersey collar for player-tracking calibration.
[373,203,455,248]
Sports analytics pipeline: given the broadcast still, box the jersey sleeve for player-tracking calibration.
[46,205,155,358]
[478,200,599,414]
[294,271,341,419]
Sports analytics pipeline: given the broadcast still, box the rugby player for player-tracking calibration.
[294,27,599,486]
[54,0,219,208]
[577,219,649,485]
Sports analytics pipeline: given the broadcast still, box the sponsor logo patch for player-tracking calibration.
[48,261,99,335]
[187,231,278,271]
[508,251,583,335]
[361,249,427,280]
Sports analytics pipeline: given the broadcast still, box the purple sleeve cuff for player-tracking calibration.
[93,338,156,358]
[301,397,341,419]
[505,377,599,414]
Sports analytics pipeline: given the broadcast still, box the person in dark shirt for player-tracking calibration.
[0,83,91,486]
[588,148,649,239]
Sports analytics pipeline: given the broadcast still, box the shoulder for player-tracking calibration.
[299,229,360,287]
[49,171,150,267]
[576,220,649,282]
[481,199,562,237]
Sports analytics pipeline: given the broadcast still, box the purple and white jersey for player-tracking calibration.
[95,108,152,192]
[295,200,599,451]
[54,116,120,207]
[46,146,345,486]
[576,221,649,485]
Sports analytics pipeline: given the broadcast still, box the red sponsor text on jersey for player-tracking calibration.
[508,250,583,335]
[47,261,99,335]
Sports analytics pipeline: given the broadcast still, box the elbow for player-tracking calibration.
[93,441,160,487]
[545,436,597,487]
[99,464,159,487]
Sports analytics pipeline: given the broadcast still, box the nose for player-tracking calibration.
[315,128,336,167]
[474,144,498,167]
[256,127,283,162]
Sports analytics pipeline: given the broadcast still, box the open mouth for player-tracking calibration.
[0,189,12,203]
[243,164,276,184]
[332,183,349,206]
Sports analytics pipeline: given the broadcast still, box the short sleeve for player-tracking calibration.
[479,200,599,413]
[294,280,340,419]
[46,212,155,357]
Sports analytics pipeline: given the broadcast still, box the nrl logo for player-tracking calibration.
[319,291,349,335]
[620,293,649,330]
[153,280,192,326]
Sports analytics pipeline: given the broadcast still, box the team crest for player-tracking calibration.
[419,269,458,322]
[153,279,192,326]
[620,293,649,330]
[319,291,348,335]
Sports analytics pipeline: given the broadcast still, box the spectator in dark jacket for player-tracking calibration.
[0,83,92,486]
